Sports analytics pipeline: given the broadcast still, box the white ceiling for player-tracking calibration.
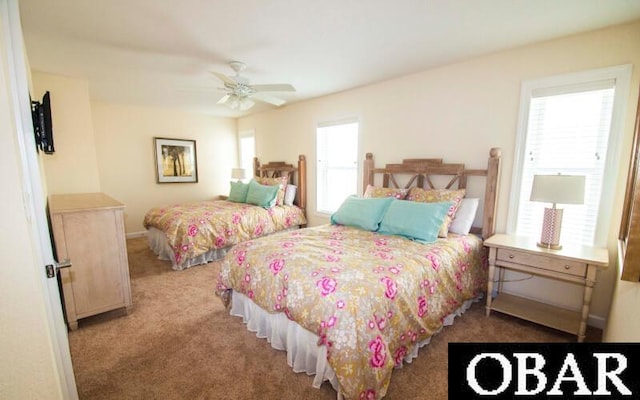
[19,0,640,118]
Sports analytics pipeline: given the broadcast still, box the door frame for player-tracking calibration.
[2,0,78,397]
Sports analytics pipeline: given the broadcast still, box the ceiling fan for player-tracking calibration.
[212,61,295,111]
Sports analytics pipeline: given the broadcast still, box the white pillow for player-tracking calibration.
[284,184,297,206]
[449,198,479,235]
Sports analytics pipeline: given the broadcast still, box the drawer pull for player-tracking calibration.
[508,254,515,259]
[564,265,571,270]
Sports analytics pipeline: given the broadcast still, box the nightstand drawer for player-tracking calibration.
[496,248,587,277]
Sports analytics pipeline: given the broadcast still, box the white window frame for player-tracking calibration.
[507,65,632,247]
[238,129,255,181]
[316,118,359,215]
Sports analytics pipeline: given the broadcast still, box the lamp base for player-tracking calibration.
[538,207,563,250]
[537,241,562,250]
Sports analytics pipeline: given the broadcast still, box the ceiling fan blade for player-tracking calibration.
[251,84,295,92]
[211,71,237,86]
[217,94,231,104]
[251,92,287,107]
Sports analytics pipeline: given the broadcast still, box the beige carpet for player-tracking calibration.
[68,237,601,399]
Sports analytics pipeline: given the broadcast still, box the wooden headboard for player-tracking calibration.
[362,148,502,239]
[253,155,307,215]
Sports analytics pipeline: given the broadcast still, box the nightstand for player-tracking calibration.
[484,234,608,342]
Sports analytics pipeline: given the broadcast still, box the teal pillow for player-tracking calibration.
[245,179,279,208]
[330,196,394,231]
[228,181,249,203]
[378,200,452,243]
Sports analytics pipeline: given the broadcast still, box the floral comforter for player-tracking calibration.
[216,224,487,400]
[143,200,306,269]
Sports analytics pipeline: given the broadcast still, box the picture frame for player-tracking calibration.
[154,137,198,183]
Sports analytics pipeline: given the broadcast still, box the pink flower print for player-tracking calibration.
[269,258,285,275]
[375,314,386,330]
[187,224,198,237]
[375,251,393,260]
[284,307,294,320]
[214,236,225,248]
[327,316,337,327]
[282,241,295,248]
[374,238,387,246]
[244,273,251,283]
[231,213,242,224]
[268,207,274,216]
[368,336,387,368]
[316,276,337,296]
[325,254,340,262]
[417,295,428,317]
[360,389,376,400]
[336,300,345,309]
[380,276,397,300]
[394,346,408,367]
[181,244,189,252]
[458,261,469,273]
[455,272,463,291]
[388,266,400,275]
[226,229,233,236]
[236,250,246,265]
[462,239,472,253]
[426,253,440,271]
[247,290,254,299]
[373,265,384,274]
[311,271,319,277]
[285,216,292,226]
[174,251,182,264]
[330,267,341,273]
[254,223,264,236]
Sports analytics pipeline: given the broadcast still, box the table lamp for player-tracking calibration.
[231,167,247,182]
[530,174,585,249]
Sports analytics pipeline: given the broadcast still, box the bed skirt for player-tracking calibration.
[146,227,229,271]
[229,291,480,396]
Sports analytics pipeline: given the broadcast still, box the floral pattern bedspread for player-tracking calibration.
[143,200,306,269]
[216,224,487,400]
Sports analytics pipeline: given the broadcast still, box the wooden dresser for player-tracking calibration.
[48,193,132,330]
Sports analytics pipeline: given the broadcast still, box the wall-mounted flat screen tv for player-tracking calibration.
[31,91,54,154]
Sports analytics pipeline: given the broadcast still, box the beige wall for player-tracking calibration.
[604,270,640,341]
[91,102,237,233]
[32,71,101,194]
[239,21,640,330]
[28,71,237,233]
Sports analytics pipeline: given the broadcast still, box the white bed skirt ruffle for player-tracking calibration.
[229,291,480,396]
[146,227,229,271]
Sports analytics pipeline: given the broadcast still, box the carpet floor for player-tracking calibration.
[68,237,601,399]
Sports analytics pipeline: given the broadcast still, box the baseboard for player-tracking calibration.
[126,231,147,239]
[587,314,606,330]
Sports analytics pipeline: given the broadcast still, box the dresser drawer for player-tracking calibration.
[496,248,587,277]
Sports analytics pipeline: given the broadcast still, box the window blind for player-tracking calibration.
[515,81,615,246]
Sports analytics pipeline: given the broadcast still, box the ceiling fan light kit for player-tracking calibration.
[212,61,295,111]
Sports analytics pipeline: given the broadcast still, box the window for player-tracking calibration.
[238,130,255,180]
[508,65,631,247]
[316,119,359,214]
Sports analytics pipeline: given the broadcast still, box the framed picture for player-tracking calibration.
[154,137,198,183]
